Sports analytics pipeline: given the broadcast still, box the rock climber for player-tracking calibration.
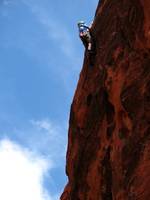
[77,21,93,51]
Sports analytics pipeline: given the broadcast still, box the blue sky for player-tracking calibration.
[0,0,98,199]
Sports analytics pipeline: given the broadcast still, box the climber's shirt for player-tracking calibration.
[79,25,90,36]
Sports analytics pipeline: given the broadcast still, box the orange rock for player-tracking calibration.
[61,0,150,199]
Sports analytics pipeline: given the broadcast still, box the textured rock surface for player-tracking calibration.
[61,0,150,199]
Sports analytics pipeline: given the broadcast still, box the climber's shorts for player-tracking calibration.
[80,31,91,42]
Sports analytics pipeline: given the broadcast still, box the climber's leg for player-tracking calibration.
[88,42,92,51]
[86,32,92,51]
[79,31,93,51]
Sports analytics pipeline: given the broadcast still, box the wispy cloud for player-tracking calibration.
[6,118,68,167]
[29,119,67,161]
[0,0,82,94]
[22,0,75,59]
[31,119,59,133]
[2,0,11,6]
[0,139,54,200]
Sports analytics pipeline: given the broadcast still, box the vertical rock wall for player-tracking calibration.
[61,0,150,199]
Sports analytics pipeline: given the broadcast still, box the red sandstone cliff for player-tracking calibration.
[61,0,150,199]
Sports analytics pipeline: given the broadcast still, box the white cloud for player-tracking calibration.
[0,139,54,200]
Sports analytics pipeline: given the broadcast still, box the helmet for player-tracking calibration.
[77,21,85,27]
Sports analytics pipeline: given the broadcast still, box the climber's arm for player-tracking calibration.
[89,21,93,29]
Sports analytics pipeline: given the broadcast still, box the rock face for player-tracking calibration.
[61,0,150,199]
